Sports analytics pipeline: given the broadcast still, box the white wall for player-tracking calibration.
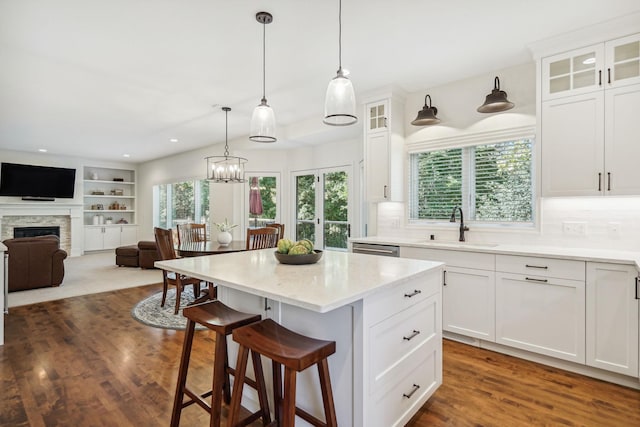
[137,135,363,242]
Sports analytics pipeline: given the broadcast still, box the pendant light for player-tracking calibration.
[411,94,441,126]
[250,12,276,143]
[206,107,247,183]
[477,76,515,113]
[323,0,357,126]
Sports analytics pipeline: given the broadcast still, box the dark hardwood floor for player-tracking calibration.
[1,284,638,426]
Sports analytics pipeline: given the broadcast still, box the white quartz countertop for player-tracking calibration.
[350,236,640,270]
[156,249,443,313]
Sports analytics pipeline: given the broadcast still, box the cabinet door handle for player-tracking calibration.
[404,289,422,298]
[598,70,602,86]
[525,277,548,283]
[607,172,611,191]
[443,270,447,286]
[635,277,639,300]
[403,330,421,341]
[598,172,602,191]
[383,185,388,199]
[607,68,611,84]
[402,384,420,399]
[384,117,388,128]
[525,264,548,269]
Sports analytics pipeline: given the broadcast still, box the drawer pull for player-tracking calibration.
[402,384,421,399]
[403,330,421,341]
[404,289,422,298]
[525,264,548,269]
[525,277,548,283]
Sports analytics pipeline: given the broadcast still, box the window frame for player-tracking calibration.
[153,178,210,229]
[406,126,538,230]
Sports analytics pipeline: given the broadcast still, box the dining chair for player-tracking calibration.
[245,227,279,251]
[176,223,207,245]
[266,223,285,240]
[154,227,212,314]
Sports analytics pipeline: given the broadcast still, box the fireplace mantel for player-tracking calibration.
[0,202,83,256]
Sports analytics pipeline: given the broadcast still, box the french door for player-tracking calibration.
[292,166,352,251]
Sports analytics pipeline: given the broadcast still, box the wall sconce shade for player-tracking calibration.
[250,12,277,142]
[411,94,441,126]
[323,0,357,126]
[206,107,247,183]
[477,76,514,113]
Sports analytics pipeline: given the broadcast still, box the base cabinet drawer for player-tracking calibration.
[496,254,585,281]
[496,272,585,363]
[369,342,440,427]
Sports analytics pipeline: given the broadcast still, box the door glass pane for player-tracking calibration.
[573,70,595,89]
[323,171,348,250]
[614,41,639,62]
[198,179,210,225]
[158,184,168,228]
[550,76,570,93]
[248,176,277,228]
[171,181,195,227]
[615,61,639,81]
[573,52,596,72]
[549,58,570,77]
[295,174,315,242]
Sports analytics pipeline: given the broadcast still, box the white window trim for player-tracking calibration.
[405,125,538,230]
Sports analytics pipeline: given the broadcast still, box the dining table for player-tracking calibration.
[177,240,246,257]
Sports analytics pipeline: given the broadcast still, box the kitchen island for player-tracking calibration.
[156,249,444,427]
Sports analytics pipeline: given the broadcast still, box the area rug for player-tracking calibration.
[131,288,206,330]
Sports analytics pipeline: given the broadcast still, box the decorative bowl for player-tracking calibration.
[274,250,323,265]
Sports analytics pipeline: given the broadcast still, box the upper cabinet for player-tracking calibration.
[540,32,640,197]
[364,96,404,202]
[542,33,640,101]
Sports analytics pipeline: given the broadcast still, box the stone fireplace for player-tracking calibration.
[0,203,82,256]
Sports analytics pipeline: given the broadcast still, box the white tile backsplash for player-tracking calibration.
[374,197,640,251]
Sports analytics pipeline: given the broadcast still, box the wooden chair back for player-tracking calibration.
[154,227,178,261]
[266,223,285,240]
[246,227,279,251]
[176,223,207,245]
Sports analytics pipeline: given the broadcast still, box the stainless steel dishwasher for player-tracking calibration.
[351,242,400,257]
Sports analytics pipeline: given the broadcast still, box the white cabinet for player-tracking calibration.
[364,97,404,202]
[586,262,639,377]
[541,33,640,101]
[84,225,138,251]
[363,267,442,427]
[540,33,640,197]
[401,247,496,342]
[495,255,586,363]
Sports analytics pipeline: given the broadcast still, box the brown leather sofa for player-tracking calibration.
[138,240,160,269]
[3,235,68,292]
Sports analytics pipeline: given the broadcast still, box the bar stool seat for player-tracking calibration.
[170,300,270,427]
[228,318,338,427]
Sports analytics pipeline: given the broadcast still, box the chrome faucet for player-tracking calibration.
[450,206,469,242]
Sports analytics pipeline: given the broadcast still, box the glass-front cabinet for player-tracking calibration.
[542,32,640,100]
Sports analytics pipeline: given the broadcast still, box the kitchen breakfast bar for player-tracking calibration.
[156,249,444,427]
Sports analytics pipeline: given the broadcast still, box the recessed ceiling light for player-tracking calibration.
[123,154,130,158]
[169,138,179,143]
[583,57,596,65]
[38,148,47,152]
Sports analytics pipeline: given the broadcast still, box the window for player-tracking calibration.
[409,138,534,225]
[154,179,210,229]
[247,174,279,228]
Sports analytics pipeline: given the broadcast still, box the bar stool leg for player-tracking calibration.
[170,318,196,427]
[282,368,297,427]
[227,344,249,427]
[210,331,227,427]
[318,359,338,427]
[272,361,283,424]
[250,350,271,424]
[222,343,231,405]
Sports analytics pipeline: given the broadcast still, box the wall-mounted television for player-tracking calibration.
[0,162,76,200]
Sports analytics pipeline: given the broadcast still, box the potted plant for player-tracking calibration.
[105,216,113,225]
[214,218,237,246]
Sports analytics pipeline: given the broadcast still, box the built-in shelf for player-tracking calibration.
[83,166,136,227]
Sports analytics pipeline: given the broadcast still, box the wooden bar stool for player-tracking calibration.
[170,301,271,427]
[228,318,338,427]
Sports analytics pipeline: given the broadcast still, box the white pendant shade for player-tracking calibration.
[249,100,276,143]
[323,70,357,126]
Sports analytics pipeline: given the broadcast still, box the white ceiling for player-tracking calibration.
[1,0,639,163]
